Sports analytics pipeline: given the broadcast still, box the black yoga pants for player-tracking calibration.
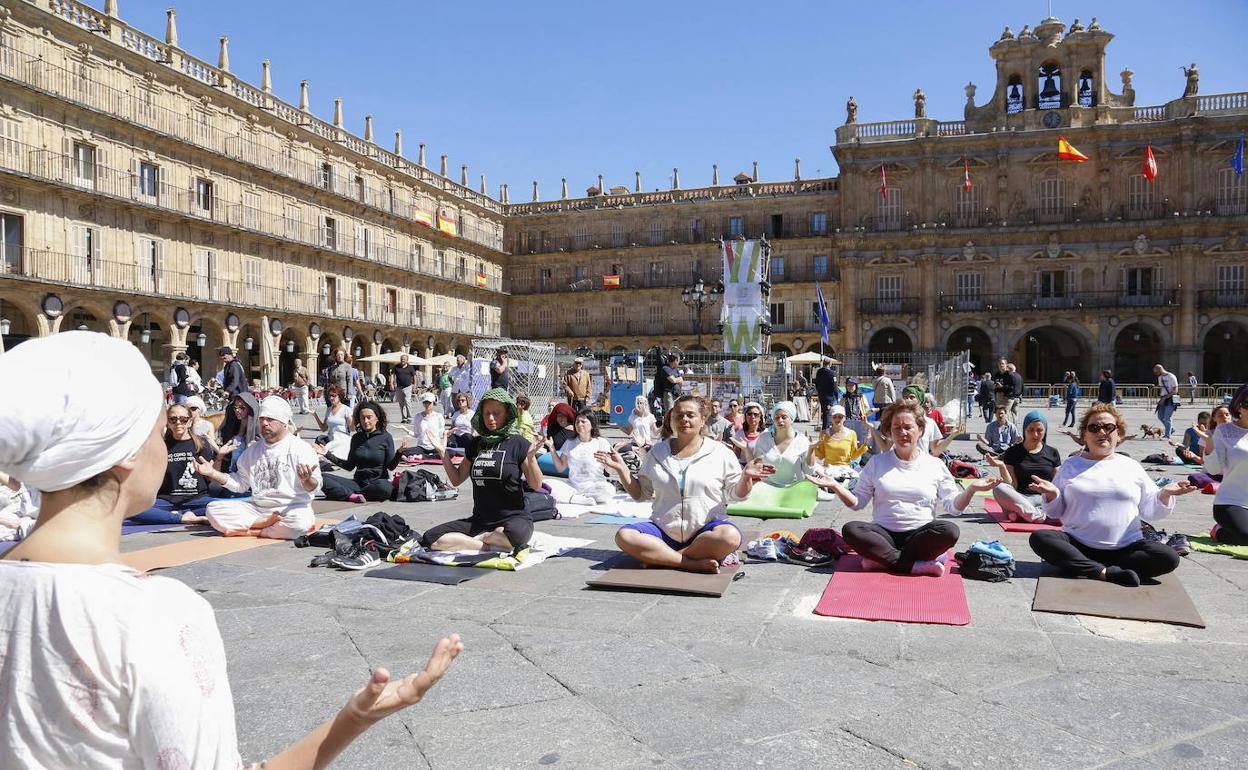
[321,474,392,502]
[1213,504,1248,546]
[1029,530,1180,579]
[421,513,534,550]
[841,519,959,571]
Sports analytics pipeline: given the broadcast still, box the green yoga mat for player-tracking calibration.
[727,480,819,520]
[1189,535,1248,560]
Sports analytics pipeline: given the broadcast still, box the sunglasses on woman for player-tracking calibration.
[167,415,192,424]
[1085,422,1118,434]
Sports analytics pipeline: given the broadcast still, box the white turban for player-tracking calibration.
[258,394,293,426]
[0,331,164,492]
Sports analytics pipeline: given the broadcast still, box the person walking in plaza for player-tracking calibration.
[423,388,545,552]
[596,394,774,573]
[168,351,194,405]
[976,371,995,422]
[1206,385,1248,545]
[390,353,419,422]
[1006,363,1024,419]
[219,346,247,400]
[291,358,311,415]
[1186,371,1198,401]
[1062,372,1082,428]
[1098,369,1117,406]
[348,354,367,408]
[815,356,840,432]
[992,358,1011,409]
[490,348,512,391]
[655,353,685,414]
[437,363,455,413]
[807,402,998,576]
[316,400,405,503]
[197,395,322,539]
[872,365,895,412]
[564,356,592,411]
[985,410,1061,523]
[1154,363,1180,439]
[451,353,473,403]
[0,331,462,769]
[328,349,353,407]
[1029,403,1197,586]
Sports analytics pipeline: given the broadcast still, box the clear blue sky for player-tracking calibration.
[121,0,1246,199]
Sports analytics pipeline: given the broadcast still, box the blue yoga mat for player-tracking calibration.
[587,514,650,525]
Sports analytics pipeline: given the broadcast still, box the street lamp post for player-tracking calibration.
[680,276,722,348]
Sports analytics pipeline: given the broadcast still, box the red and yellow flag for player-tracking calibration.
[414,208,434,227]
[476,271,488,287]
[962,156,972,192]
[1057,135,1089,162]
[602,274,621,289]
[436,210,458,236]
[1142,144,1158,182]
[879,163,889,199]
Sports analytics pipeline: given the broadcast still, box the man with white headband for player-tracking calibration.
[196,394,321,539]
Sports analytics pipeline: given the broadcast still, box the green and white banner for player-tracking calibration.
[719,239,765,354]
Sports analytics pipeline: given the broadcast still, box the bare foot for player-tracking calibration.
[679,556,721,574]
[480,527,514,551]
[859,557,887,571]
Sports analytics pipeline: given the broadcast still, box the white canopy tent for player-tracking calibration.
[786,351,841,365]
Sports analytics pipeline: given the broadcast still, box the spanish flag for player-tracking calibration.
[1057,135,1089,162]
[602,274,621,289]
[476,271,488,287]
[1142,144,1158,182]
[414,208,434,227]
[436,210,458,236]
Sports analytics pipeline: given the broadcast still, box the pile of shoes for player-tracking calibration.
[1140,521,1191,556]
[299,512,419,571]
[745,528,842,567]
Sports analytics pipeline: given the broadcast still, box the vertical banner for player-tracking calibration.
[719,239,765,354]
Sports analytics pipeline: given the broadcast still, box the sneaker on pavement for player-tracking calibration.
[308,550,335,568]
[720,552,742,568]
[1140,522,1168,544]
[746,538,778,561]
[1166,533,1192,556]
[332,542,381,570]
[780,545,836,567]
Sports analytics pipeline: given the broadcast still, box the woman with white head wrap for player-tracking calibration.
[749,401,811,486]
[0,332,461,767]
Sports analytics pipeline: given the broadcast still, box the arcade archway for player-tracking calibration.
[1012,325,1090,384]
[1113,323,1164,384]
[867,327,913,357]
[945,326,994,374]
[1203,321,1248,384]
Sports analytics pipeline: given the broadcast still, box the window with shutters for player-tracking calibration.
[573,307,590,336]
[648,261,664,286]
[195,178,213,215]
[242,191,260,231]
[70,224,98,285]
[728,216,744,238]
[322,216,337,249]
[193,248,214,299]
[0,212,23,273]
[1035,269,1070,306]
[137,161,159,199]
[137,86,157,125]
[877,188,901,230]
[386,289,398,321]
[649,220,663,245]
[769,302,787,329]
[1216,167,1247,215]
[284,204,301,240]
[0,31,16,69]
[648,304,663,334]
[435,250,446,276]
[538,308,554,335]
[354,282,367,319]
[573,223,588,249]
[323,275,337,314]
[354,174,365,202]
[285,266,303,306]
[611,222,625,246]
[538,267,551,290]
[412,293,425,326]
[320,162,334,191]
[411,243,423,272]
[573,265,587,284]
[192,110,211,146]
[611,305,626,329]
[72,142,95,188]
[135,237,159,293]
[456,255,466,281]
[769,255,785,281]
[954,271,982,310]
[1216,264,1245,297]
[812,255,829,280]
[876,274,902,312]
[243,258,262,304]
[688,218,704,242]
[476,305,487,334]
[1038,178,1065,218]
[1123,266,1160,303]
[1128,174,1154,214]
[810,211,828,235]
[955,183,978,225]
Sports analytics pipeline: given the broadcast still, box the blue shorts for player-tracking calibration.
[619,519,741,550]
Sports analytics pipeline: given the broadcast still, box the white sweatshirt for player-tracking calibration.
[1042,453,1173,549]
[1207,422,1248,508]
[848,449,964,532]
[640,438,745,543]
[223,433,320,522]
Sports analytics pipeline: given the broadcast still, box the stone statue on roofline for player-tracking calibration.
[846,96,858,124]
[914,89,927,119]
[1182,63,1199,97]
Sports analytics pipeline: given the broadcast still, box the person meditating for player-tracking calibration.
[624,394,658,449]
[313,384,355,459]
[807,405,869,481]
[316,399,405,503]
[544,402,577,452]
[408,392,445,459]
[1028,403,1197,586]
[1206,384,1248,545]
[985,410,1062,523]
[730,401,766,462]
[547,409,616,503]
[447,391,476,449]
[129,402,216,525]
[196,395,322,539]
[423,388,544,552]
[808,402,999,576]
[0,331,462,768]
[870,385,960,457]
[597,394,773,573]
[750,400,810,486]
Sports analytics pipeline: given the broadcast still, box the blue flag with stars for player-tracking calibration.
[1234,137,1245,176]
[815,283,831,345]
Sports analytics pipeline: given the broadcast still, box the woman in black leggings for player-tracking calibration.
[1207,384,1248,545]
[315,400,404,502]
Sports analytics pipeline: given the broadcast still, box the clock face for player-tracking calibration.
[1043,110,1062,129]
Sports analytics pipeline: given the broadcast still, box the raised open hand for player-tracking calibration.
[594,447,627,474]
[743,457,775,481]
[343,634,464,725]
[1027,475,1058,497]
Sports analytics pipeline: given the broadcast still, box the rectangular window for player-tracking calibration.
[137,161,159,198]
[322,216,337,249]
[1123,266,1158,299]
[243,258,262,303]
[476,305,487,334]
[70,224,98,284]
[810,212,828,235]
[728,216,744,238]
[195,178,213,214]
[435,250,446,276]
[611,223,625,247]
[1038,178,1065,218]
[648,304,663,334]
[192,110,211,146]
[688,218,704,242]
[1216,264,1245,297]
[134,237,159,293]
[573,307,590,335]
[876,274,902,312]
[284,204,301,241]
[285,265,302,296]
[1036,269,1068,301]
[955,184,978,225]
[573,265,587,283]
[649,221,663,245]
[769,255,785,281]
[354,174,365,202]
[877,188,901,230]
[812,255,828,279]
[611,306,626,328]
[193,248,214,299]
[456,255,466,281]
[1128,174,1154,214]
[387,289,399,320]
[0,212,23,273]
[538,267,551,290]
[324,276,337,314]
[769,302,787,327]
[242,191,260,231]
[1216,167,1247,215]
[320,162,334,191]
[573,223,589,249]
[72,142,95,188]
[648,261,665,286]
[412,293,424,326]
[955,271,982,310]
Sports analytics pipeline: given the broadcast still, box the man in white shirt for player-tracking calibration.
[450,354,473,403]
[197,395,321,539]
[1153,363,1180,439]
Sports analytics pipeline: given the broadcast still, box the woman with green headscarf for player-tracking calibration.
[424,388,545,552]
[868,385,961,457]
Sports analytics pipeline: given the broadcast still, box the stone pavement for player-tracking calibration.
[122,400,1247,769]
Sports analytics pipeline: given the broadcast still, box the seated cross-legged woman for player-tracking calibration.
[316,400,405,503]
[597,394,774,574]
[985,410,1062,524]
[129,403,216,525]
[750,401,811,486]
[808,402,999,576]
[1203,385,1248,545]
[423,388,545,552]
[547,409,617,503]
[1028,402,1197,587]
[196,395,322,539]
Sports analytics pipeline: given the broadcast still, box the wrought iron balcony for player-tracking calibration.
[937,290,1180,313]
[859,297,921,315]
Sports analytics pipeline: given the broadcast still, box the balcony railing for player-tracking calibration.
[0,28,505,254]
[859,297,921,315]
[0,140,504,293]
[937,290,1180,313]
[511,313,840,340]
[1197,290,1248,308]
[511,262,841,295]
[0,244,498,336]
[512,219,838,256]
[505,179,838,218]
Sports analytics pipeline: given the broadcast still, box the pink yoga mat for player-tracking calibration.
[813,550,971,625]
[983,498,1061,532]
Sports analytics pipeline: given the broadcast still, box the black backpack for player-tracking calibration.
[524,489,558,522]
[394,469,459,502]
[955,550,1015,582]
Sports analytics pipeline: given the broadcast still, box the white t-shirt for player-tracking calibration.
[450,410,474,437]
[1043,453,1174,548]
[1157,371,1179,398]
[915,419,942,455]
[223,433,320,528]
[0,561,240,768]
[559,436,612,486]
[629,413,657,446]
[185,366,203,394]
[411,410,446,451]
[847,449,964,532]
[1204,422,1248,508]
[751,430,811,486]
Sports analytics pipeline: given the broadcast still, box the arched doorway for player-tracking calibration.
[128,313,165,378]
[1012,325,1090,384]
[316,332,342,382]
[0,297,37,349]
[64,308,107,333]
[237,323,263,386]
[1203,321,1248,383]
[946,326,993,373]
[769,343,792,356]
[1113,324,1164,384]
[186,318,226,379]
[278,328,303,386]
[867,327,913,357]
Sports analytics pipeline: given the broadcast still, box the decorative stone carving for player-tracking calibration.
[845,96,857,124]
[77,203,95,219]
[76,43,92,59]
[962,241,976,260]
[913,89,926,119]
[1089,17,1102,31]
[1046,234,1062,259]
[0,186,17,204]
[1121,68,1134,90]
[999,26,1014,40]
[1069,18,1084,33]
[1134,234,1150,255]
[1019,25,1034,40]
[964,82,976,101]
[1182,63,1199,97]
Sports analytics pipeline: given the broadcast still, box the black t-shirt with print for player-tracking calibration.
[467,434,531,520]
[159,438,215,502]
[999,442,1061,493]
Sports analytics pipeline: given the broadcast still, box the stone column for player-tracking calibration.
[918,255,938,349]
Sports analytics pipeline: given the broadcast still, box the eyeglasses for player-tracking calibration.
[167,416,192,424]
[1085,420,1118,434]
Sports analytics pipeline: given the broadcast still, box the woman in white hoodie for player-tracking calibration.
[597,394,773,573]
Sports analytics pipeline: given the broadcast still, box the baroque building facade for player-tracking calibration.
[1,4,1246,387]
